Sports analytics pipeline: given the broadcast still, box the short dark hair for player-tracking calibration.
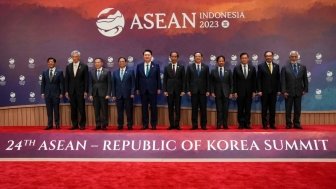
[170,51,179,58]
[194,52,203,57]
[47,57,56,63]
[118,57,127,62]
[216,55,225,62]
[264,51,274,56]
[143,49,153,55]
[240,52,249,58]
[94,58,104,63]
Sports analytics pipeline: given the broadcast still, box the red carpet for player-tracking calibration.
[0,162,336,188]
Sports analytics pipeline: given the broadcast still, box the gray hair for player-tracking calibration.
[289,50,299,57]
[71,50,81,57]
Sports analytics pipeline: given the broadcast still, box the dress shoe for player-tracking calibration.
[95,126,101,130]
[168,126,174,130]
[201,127,207,130]
[262,125,268,129]
[56,125,60,130]
[176,127,181,130]
[294,125,303,129]
[223,125,229,129]
[191,127,198,130]
[127,127,133,130]
[101,127,107,130]
[286,125,292,129]
[79,127,85,130]
[151,126,157,130]
[238,125,244,129]
[69,126,79,130]
[245,125,252,129]
[141,127,148,130]
[117,126,123,130]
[216,125,221,129]
[270,125,276,129]
[44,126,53,130]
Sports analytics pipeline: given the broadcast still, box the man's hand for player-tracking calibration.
[59,94,63,99]
[157,90,161,95]
[283,92,289,99]
[187,92,191,96]
[211,93,216,98]
[130,95,134,98]
[206,92,210,97]
[112,97,116,101]
[41,94,45,99]
[84,92,88,98]
[180,92,185,96]
[105,96,110,99]
[65,92,69,99]
[164,92,168,96]
[89,96,93,101]
[257,92,262,96]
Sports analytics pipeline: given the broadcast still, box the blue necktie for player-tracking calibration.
[120,69,124,80]
[293,64,298,76]
[145,64,149,77]
[197,65,200,76]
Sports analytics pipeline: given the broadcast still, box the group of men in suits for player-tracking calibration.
[41,50,308,130]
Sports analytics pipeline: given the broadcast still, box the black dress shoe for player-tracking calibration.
[151,127,157,130]
[238,125,244,129]
[56,125,60,130]
[201,127,207,130]
[286,125,292,129]
[176,127,181,130]
[191,127,198,130]
[168,127,174,130]
[101,127,107,130]
[141,126,149,130]
[69,126,79,130]
[223,125,229,129]
[262,125,268,129]
[95,126,101,130]
[294,125,303,129]
[79,127,85,130]
[45,126,53,130]
[117,126,123,130]
[216,126,221,129]
[270,125,276,129]
[127,127,133,130]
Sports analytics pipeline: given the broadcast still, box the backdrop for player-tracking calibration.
[0,0,335,111]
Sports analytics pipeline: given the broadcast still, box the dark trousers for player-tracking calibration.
[191,93,207,128]
[261,92,277,126]
[69,93,86,128]
[45,96,60,127]
[93,96,108,128]
[237,94,252,126]
[140,91,157,127]
[116,96,133,127]
[285,95,302,127]
[167,92,181,128]
[215,95,229,127]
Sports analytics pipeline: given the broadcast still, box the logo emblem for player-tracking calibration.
[96,8,125,37]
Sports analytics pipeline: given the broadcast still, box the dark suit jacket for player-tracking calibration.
[65,62,89,95]
[257,62,280,94]
[136,62,162,95]
[41,68,64,97]
[112,68,135,98]
[210,67,232,98]
[163,63,185,94]
[233,64,257,96]
[281,63,308,96]
[185,63,210,94]
[89,68,111,97]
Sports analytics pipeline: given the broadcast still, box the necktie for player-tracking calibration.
[120,69,124,80]
[172,64,176,75]
[49,69,53,81]
[74,64,78,77]
[268,63,273,74]
[243,65,248,78]
[146,64,149,77]
[220,67,224,79]
[97,70,101,79]
[197,64,200,76]
[293,64,298,76]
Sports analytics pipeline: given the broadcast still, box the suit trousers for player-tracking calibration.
[285,95,302,127]
[140,91,158,127]
[116,96,133,127]
[215,95,229,127]
[237,95,252,126]
[45,96,60,127]
[261,92,277,126]
[69,93,86,128]
[167,91,181,128]
[191,93,207,128]
[93,96,108,127]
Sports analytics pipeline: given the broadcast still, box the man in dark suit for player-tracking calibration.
[163,51,185,130]
[41,57,64,130]
[281,51,308,129]
[257,51,281,129]
[65,50,89,130]
[89,58,111,130]
[186,52,210,130]
[136,49,162,130]
[210,55,232,129]
[112,57,135,130]
[233,52,257,129]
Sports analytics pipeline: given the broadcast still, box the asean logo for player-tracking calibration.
[96,8,125,37]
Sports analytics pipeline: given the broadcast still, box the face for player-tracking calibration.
[47,59,56,69]
[118,58,127,68]
[194,53,202,64]
[265,52,273,63]
[289,53,298,64]
[143,51,152,63]
[72,53,80,63]
[217,57,225,67]
[240,55,249,64]
[170,52,178,64]
[94,59,103,69]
